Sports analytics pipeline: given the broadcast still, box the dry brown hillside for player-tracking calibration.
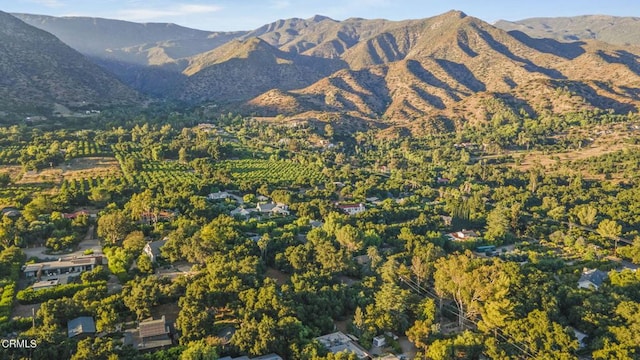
[243,11,640,132]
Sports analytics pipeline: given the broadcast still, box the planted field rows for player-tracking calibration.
[216,159,325,184]
[113,143,201,190]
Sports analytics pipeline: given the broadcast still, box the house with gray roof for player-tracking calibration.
[143,239,167,263]
[67,316,96,338]
[578,268,608,290]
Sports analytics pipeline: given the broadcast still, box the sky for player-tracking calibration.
[2,0,640,31]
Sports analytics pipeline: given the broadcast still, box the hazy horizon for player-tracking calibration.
[3,0,640,31]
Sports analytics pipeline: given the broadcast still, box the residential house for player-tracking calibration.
[315,331,370,360]
[578,268,608,290]
[337,203,366,216]
[143,239,167,263]
[67,316,96,338]
[125,316,173,351]
[23,256,102,278]
[257,202,290,216]
[309,220,324,228]
[140,210,177,224]
[208,191,232,200]
[231,207,253,218]
[446,230,479,242]
[1,207,21,218]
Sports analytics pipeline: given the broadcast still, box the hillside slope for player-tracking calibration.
[245,11,640,129]
[0,12,141,113]
[495,15,640,46]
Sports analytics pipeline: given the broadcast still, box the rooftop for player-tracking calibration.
[579,268,608,288]
[67,316,96,338]
[23,256,101,273]
[139,316,169,339]
[315,332,370,360]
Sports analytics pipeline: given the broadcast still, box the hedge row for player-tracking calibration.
[0,282,16,324]
[16,281,107,304]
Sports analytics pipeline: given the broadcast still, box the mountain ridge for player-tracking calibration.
[6,11,640,131]
[0,11,142,114]
[495,15,640,46]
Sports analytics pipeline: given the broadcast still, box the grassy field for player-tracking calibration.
[505,122,640,180]
[16,157,122,185]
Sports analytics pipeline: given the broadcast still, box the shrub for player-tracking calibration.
[16,281,107,304]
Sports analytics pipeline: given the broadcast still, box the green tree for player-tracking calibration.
[97,211,129,245]
[597,219,622,239]
[122,231,147,256]
[434,252,511,329]
[574,205,597,227]
[137,253,154,274]
[123,277,161,320]
[407,298,437,351]
[485,206,509,244]
[503,309,578,359]
[335,224,364,253]
[71,337,116,360]
[180,340,218,360]
[104,246,133,279]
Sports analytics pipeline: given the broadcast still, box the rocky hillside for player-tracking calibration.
[244,11,640,130]
[0,11,141,114]
[9,10,640,130]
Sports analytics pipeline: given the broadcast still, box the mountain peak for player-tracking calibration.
[442,10,467,19]
[309,15,334,23]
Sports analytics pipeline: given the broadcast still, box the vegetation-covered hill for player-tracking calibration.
[9,10,640,132]
[0,11,141,114]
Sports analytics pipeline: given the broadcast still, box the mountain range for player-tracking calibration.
[495,15,640,46]
[5,11,640,132]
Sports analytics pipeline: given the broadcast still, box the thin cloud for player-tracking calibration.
[117,3,222,22]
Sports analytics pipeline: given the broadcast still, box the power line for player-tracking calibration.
[399,275,539,359]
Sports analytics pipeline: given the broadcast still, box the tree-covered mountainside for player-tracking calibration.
[0,11,142,114]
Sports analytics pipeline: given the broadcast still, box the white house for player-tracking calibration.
[208,191,231,200]
[337,203,366,216]
[144,239,167,263]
